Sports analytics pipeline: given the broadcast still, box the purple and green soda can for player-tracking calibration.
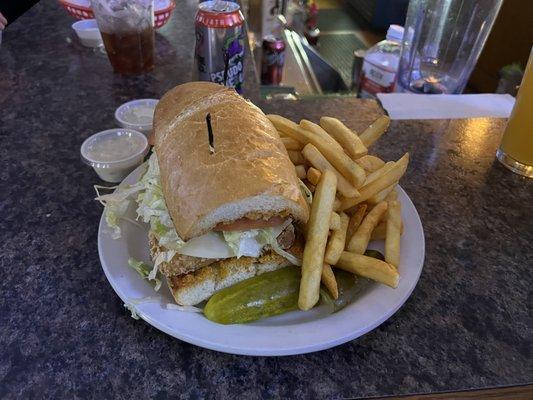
[194,1,245,93]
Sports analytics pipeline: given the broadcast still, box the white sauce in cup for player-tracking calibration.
[115,99,159,135]
[81,129,149,183]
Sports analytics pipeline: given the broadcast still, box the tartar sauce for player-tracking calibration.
[86,133,146,162]
[122,106,154,125]
[81,129,148,183]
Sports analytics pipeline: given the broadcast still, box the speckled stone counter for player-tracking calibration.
[1,1,532,399]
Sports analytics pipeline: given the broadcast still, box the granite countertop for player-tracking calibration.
[1,1,532,399]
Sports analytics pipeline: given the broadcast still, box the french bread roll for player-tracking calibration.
[153,82,309,241]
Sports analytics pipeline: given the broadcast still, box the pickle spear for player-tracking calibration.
[204,266,301,324]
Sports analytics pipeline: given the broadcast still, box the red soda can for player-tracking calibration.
[261,35,286,85]
[195,1,245,93]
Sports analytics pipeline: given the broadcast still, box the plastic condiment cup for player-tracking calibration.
[72,19,103,48]
[81,128,149,183]
[115,99,159,136]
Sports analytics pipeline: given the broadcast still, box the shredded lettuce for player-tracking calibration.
[95,153,183,271]
[223,220,302,266]
[223,230,263,258]
[95,184,144,239]
[123,296,161,320]
[134,154,185,251]
[124,303,140,320]
[128,258,162,291]
[165,303,203,312]
[123,298,202,320]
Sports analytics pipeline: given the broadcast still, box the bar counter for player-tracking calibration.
[0,1,531,398]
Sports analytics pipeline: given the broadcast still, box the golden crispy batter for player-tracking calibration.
[166,234,305,305]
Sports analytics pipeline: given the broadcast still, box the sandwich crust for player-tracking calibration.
[153,82,309,241]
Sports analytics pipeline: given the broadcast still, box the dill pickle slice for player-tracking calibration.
[204,266,300,324]
[320,270,372,313]
[364,249,385,261]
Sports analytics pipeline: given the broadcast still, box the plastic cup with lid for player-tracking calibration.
[81,128,149,183]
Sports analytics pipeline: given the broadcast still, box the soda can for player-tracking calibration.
[195,1,245,93]
[261,35,286,85]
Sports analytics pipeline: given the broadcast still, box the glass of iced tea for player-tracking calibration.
[90,0,155,75]
[496,47,533,178]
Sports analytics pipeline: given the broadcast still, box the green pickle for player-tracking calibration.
[205,250,385,324]
[321,250,383,312]
[204,266,301,324]
[364,249,385,261]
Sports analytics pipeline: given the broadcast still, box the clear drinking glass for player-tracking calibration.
[90,0,155,75]
[496,47,533,178]
[397,0,503,94]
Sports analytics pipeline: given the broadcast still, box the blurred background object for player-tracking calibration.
[359,24,402,98]
[496,64,523,97]
[346,0,408,30]
[496,47,533,178]
[468,0,533,93]
[245,0,532,100]
[71,19,103,48]
[0,1,39,26]
[194,0,246,93]
[57,0,175,29]
[397,0,503,95]
[90,0,155,75]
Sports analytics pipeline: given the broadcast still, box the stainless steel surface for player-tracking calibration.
[281,29,321,95]
[279,29,353,95]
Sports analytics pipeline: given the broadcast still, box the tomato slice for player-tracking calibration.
[213,216,287,231]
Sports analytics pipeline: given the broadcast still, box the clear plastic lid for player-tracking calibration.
[386,25,404,42]
[80,128,148,169]
[115,99,159,134]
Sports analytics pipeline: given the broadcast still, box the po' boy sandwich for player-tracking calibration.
[112,82,310,306]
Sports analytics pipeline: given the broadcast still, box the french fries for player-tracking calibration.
[340,153,409,210]
[306,167,321,186]
[282,137,303,151]
[319,117,368,159]
[355,155,386,173]
[347,201,388,254]
[302,144,360,198]
[385,189,398,202]
[324,212,350,265]
[288,150,306,165]
[359,115,390,147]
[335,252,399,288]
[368,184,396,204]
[299,119,345,154]
[321,264,338,299]
[371,219,404,240]
[364,161,395,185]
[267,115,366,188]
[330,212,341,230]
[301,209,344,237]
[281,113,409,311]
[295,165,307,179]
[385,200,402,267]
[333,197,341,211]
[345,204,367,246]
[299,170,337,311]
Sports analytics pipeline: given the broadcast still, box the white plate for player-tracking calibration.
[98,165,425,356]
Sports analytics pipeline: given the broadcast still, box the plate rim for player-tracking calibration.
[97,166,425,356]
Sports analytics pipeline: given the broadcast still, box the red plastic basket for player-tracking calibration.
[58,0,176,29]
